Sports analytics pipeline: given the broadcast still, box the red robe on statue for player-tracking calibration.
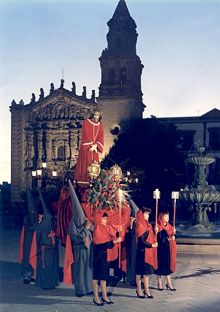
[74,119,104,185]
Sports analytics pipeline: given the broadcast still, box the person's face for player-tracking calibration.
[162,214,169,223]
[143,212,150,221]
[101,216,108,226]
[93,112,101,122]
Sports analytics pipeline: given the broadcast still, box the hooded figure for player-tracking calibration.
[35,191,59,289]
[18,189,38,283]
[64,180,93,296]
[125,198,139,285]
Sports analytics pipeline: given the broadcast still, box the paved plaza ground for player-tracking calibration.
[0,226,220,312]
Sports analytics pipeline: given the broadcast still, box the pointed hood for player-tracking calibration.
[129,198,139,217]
[26,188,38,225]
[39,190,52,218]
[68,180,86,228]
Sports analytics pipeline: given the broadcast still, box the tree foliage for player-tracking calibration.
[103,118,186,207]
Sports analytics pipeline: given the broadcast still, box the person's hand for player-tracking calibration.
[154,225,159,233]
[113,237,122,244]
[173,227,176,235]
[38,214,44,223]
[85,220,92,230]
[152,242,158,248]
[130,217,135,228]
[89,144,97,152]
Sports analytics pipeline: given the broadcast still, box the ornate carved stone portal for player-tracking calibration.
[10,83,97,207]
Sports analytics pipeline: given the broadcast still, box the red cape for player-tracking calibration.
[135,210,157,270]
[82,202,130,263]
[29,231,37,278]
[63,234,74,285]
[158,213,176,272]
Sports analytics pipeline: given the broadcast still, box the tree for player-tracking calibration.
[103,118,185,208]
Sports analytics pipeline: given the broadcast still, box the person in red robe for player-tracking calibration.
[92,212,122,306]
[55,186,72,246]
[135,207,158,299]
[74,110,104,185]
[156,211,177,291]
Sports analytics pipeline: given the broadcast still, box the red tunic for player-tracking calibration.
[75,119,104,185]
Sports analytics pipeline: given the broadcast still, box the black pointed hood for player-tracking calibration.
[26,188,38,225]
[39,190,52,218]
[129,198,139,217]
[68,180,86,228]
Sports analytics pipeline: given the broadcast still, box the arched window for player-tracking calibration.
[57,146,65,160]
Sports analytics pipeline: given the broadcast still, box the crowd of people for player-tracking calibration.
[18,110,177,305]
[18,184,177,305]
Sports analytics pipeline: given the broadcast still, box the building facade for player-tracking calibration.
[157,108,220,187]
[10,81,97,207]
[10,0,144,208]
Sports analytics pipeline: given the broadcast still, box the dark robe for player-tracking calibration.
[126,227,136,284]
[156,213,176,276]
[69,222,93,296]
[35,215,59,289]
[135,231,154,276]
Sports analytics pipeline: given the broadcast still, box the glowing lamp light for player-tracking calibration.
[42,162,47,168]
[171,191,180,200]
[153,188,160,199]
[88,161,101,179]
[110,164,123,181]
[32,170,37,177]
[36,169,42,176]
[52,170,58,177]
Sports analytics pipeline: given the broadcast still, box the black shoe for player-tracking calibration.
[30,277,36,284]
[93,298,104,306]
[75,293,84,297]
[136,290,145,299]
[23,277,31,284]
[166,284,176,291]
[143,290,154,299]
[158,287,163,291]
[101,297,114,304]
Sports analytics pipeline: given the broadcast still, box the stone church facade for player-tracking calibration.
[10,0,144,207]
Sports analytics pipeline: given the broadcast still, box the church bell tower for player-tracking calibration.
[97,0,145,153]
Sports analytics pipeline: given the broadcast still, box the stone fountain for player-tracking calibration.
[176,145,220,264]
[180,145,220,232]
